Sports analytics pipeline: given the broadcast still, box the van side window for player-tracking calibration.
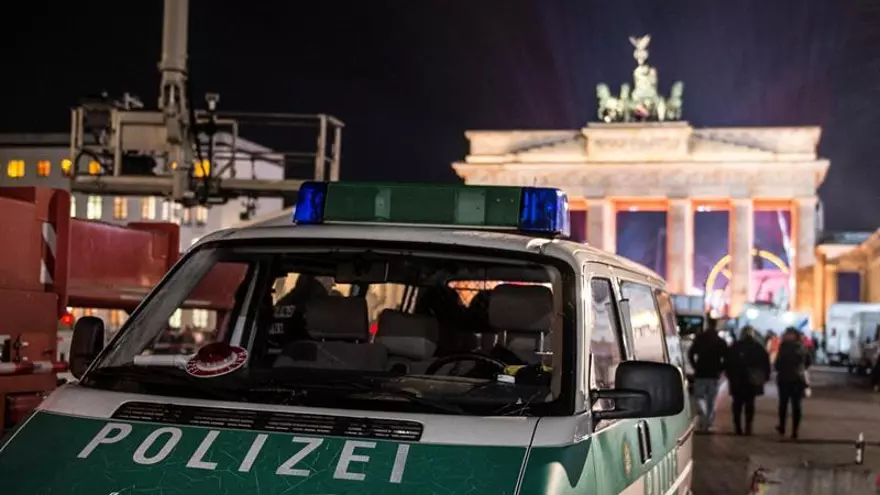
[655,289,685,370]
[654,290,678,338]
[620,281,667,363]
[589,278,623,391]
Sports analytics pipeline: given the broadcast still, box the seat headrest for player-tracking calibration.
[375,310,439,360]
[488,284,553,333]
[304,297,369,341]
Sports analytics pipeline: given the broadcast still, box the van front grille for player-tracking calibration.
[112,401,423,441]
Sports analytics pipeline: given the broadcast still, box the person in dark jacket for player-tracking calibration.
[725,326,771,436]
[688,321,729,432]
[775,327,812,440]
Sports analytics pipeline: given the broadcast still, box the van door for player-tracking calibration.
[655,289,695,493]
[617,280,692,494]
[586,275,652,494]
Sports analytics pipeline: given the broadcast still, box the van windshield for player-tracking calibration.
[85,242,574,416]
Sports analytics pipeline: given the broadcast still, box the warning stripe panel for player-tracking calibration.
[0,361,68,376]
[40,221,56,286]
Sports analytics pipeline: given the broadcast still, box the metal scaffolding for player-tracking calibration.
[67,0,343,207]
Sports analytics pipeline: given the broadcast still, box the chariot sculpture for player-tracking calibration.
[596,35,684,123]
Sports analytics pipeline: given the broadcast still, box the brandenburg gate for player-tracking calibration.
[452,35,829,317]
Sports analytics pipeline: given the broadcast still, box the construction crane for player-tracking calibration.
[68,0,342,208]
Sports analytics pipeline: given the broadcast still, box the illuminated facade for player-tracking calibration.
[797,230,880,327]
[0,132,284,332]
[0,132,283,245]
[452,123,829,317]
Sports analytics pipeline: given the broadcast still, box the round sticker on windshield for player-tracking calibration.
[185,342,248,378]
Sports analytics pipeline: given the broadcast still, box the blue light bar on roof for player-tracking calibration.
[519,187,571,237]
[292,181,328,224]
[292,181,571,237]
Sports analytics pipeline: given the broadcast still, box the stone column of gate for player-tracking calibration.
[666,198,694,294]
[586,199,616,253]
[813,251,827,329]
[795,197,818,316]
[795,197,818,270]
[728,198,754,318]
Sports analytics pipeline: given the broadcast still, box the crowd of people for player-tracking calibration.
[688,323,813,440]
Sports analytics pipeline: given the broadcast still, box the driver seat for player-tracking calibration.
[488,284,554,365]
[375,309,440,374]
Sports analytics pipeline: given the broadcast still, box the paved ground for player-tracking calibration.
[691,366,880,494]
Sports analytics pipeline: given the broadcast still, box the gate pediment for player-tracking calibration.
[455,122,828,198]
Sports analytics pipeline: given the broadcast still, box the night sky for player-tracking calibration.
[4,0,879,235]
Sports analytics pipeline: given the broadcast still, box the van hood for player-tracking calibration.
[0,387,535,495]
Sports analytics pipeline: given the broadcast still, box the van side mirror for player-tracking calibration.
[70,316,105,379]
[592,361,685,422]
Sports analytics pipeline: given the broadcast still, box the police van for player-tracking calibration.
[0,182,694,494]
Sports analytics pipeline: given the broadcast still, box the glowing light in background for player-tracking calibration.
[704,249,790,315]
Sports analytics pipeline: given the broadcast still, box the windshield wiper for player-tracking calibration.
[85,365,246,402]
[490,389,548,416]
[252,377,466,415]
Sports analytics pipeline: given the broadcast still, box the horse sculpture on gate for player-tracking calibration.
[596,35,685,123]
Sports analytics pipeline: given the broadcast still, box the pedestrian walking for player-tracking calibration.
[775,327,812,440]
[815,330,828,364]
[688,320,729,433]
[802,332,816,363]
[870,324,880,392]
[725,325,771,436]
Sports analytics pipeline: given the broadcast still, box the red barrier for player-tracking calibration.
[0,187,71,316]
[66,219,179,310]
[0,187,241,429]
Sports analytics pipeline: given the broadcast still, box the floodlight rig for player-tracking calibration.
[68,0,343,208]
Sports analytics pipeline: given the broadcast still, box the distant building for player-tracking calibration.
[796,229,880,328]
[0,132,284,334]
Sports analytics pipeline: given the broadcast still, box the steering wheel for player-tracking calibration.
[424,353,507,376]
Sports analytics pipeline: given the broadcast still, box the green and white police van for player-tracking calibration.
[0,182,694,494]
